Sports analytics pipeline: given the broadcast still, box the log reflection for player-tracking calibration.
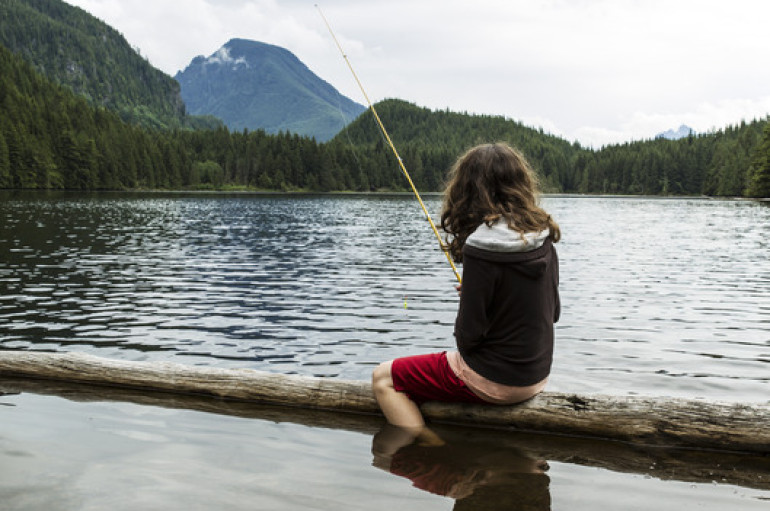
[2,376,768,493]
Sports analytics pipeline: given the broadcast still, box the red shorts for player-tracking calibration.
[390,352,487,405]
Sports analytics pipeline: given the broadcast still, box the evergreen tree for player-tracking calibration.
[0,130,10,187]
[0,0,192,130]
[746,123,770,198]
[1,32,767,197]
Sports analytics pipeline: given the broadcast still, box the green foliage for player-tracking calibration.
[2,21,766,197]
[0,43,179,190]
[332,99,582,193]
[746,123,770,198]
[331,99,768,197]
[191,160,225,188]
[0,130,10,188]
[578,120,766,197]
[0,0,217,131]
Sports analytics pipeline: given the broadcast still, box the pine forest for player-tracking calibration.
[0,0,768,197]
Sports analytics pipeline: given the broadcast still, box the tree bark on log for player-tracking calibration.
[0,350,767,454]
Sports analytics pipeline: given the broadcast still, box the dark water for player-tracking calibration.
[1,192,769,510]
[1,380,768,511]
[1,192,767,401]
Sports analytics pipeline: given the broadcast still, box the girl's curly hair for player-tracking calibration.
[440,143,560,262]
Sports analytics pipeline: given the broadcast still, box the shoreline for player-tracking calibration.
[1,189,766,201]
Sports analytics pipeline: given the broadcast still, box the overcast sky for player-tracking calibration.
[65,0,770,147]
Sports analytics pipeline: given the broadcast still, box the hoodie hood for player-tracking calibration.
[466,220,549,253]
[463,221,553,279]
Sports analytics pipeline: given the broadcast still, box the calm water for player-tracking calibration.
[1,192,768,401]
[1,192,769,510]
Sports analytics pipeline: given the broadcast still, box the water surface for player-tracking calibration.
[1,192,769,510]
[1,192,767,401]
[1,381,768,511]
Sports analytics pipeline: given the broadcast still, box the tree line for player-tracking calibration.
[0,42,376,192]
[1,43,768,197]
[337,99,769,197]
[572,121,768,197]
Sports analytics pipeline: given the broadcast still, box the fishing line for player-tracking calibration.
[316,4,462,284]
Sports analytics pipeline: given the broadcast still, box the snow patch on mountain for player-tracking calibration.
[204,46,248,68]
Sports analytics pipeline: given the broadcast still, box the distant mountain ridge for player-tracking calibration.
[175,39,366,141]
[657,125,695,140]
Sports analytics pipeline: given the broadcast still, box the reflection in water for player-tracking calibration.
[372,425,551,510]
[2,378,769,510]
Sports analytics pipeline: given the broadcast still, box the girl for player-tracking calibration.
[372,142,561,432]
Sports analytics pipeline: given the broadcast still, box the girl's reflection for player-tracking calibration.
[372,424,551,510]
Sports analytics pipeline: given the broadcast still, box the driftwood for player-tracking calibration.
[0,350,768,454]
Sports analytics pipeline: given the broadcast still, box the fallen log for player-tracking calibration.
[0,350,767,454]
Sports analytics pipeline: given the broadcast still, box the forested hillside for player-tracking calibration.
[0,43,174,189]
[0,43,324,190]
[333,99,582,192]
[0,0,218,130]
[329,99,769,197]
[747,123,770,197]
[573,120,767,196]
[1,17,768,196]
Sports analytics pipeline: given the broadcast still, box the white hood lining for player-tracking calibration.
[466,220,549,253]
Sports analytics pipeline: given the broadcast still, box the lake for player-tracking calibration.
[1,192,768,510]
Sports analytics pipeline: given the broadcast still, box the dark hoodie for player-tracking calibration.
[454,225,560,387]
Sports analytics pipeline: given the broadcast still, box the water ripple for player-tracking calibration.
[0,193,768,402]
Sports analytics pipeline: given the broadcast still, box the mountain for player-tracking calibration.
[334,99,582,192]
[656,125,695,140]
[175,39,366,141]
[0,0,218,130]
[1,0,765,196]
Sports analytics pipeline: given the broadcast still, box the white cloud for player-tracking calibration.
[63,0,770,146]
[573,126,629,149]
[203,46,248,68]
[573,97,770,148]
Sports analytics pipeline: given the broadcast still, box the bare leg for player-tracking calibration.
[371,360,446,447]
[372,360,425,429]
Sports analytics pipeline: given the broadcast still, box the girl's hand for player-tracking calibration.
[455,284,462,296]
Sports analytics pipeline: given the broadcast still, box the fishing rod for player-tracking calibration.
[316,5,462,284]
